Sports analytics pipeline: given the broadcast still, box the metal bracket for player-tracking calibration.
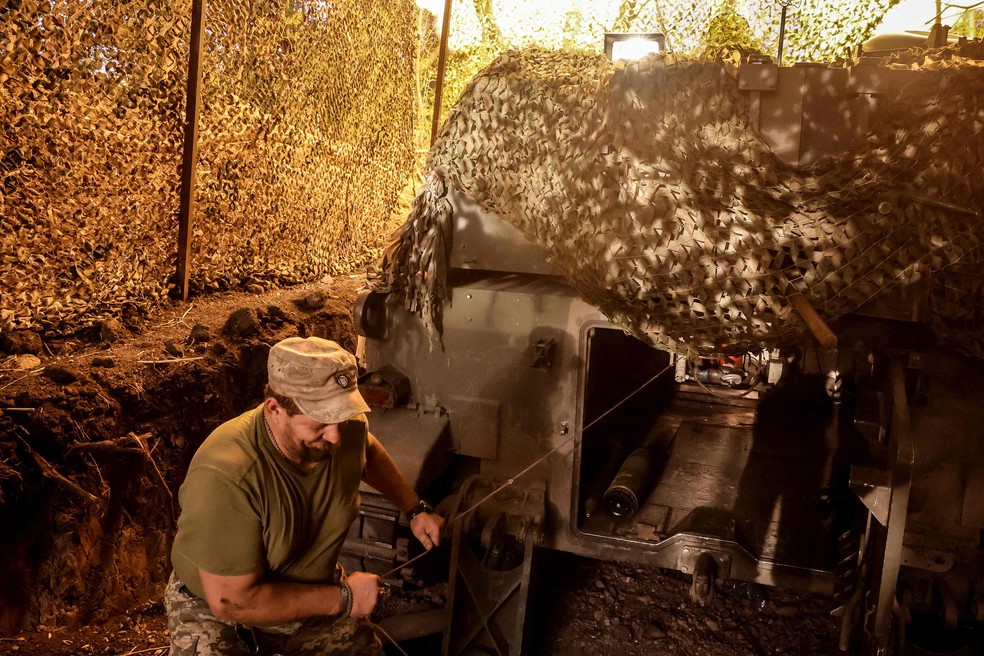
[899,545,954,573]
[849,466,891,526]
[527,337,556,370]
[443,476,546,656]
[354,289,389,339]
[678,545,733,580]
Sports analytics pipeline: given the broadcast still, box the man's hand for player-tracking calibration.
[346,571,382,618]
[410,512,445,551]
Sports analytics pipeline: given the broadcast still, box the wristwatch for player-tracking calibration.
[406,499,433,522]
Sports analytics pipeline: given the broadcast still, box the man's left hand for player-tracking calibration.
[410,512,444,550]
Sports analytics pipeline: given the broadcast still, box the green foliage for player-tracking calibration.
[952,9,984,39]
[703,0,764,53]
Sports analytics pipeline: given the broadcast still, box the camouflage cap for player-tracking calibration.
[267,337,370,424]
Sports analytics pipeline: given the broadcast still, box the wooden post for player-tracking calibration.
[429,0,454,146]
[176,0,206,301]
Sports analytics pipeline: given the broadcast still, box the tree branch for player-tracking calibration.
[68,432,175,525]
[12,434,100,505]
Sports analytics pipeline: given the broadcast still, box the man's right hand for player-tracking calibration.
[345,571,381,618]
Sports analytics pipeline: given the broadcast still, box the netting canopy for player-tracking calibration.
[382,44,984,357]
[426,0,906,139]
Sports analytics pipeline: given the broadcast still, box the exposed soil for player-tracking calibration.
[529,552,840,656]
[0,276,844,656]
[0,275,367,639]
[0,554,842,656]
[373,549,842,656]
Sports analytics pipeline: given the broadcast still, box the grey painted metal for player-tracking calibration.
[899,544,953,574]
[365,293,839,593]
[361,65,951,642]
[752,64,807,166]
[361,52,984,655]
[443,477,544,656]
[363,181,845,591]
[850,466,892,526]
[339,499,407,578]
[443,520,539,656]
[362,407,451,493]
[737,61,930,169]
[746,64,858,167]
[738,59,778,92]
[341,409,449,579]
[364,274,586,469]
[448,188,559,275]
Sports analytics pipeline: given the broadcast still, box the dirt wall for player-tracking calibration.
[0,278,362,633]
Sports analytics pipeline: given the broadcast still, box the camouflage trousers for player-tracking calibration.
[164,571,383,656]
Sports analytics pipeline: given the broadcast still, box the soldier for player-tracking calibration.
[165,336,444,655]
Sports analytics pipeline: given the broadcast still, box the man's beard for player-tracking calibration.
[283,422,335,464]
[297,441,334,463]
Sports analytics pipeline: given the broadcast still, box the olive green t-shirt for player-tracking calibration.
[171,405,367,599]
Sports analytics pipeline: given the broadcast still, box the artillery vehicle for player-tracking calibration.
[342,33,984,656]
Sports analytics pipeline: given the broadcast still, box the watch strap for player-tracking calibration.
[406,499,433,522]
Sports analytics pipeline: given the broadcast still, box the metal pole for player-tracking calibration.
[777,2,788,67]
[430,0,454,146]
[176,0,206,301]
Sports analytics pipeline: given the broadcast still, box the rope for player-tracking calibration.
[451,362,675,525]
[374,360,675,649]
[370,621,411,656]
[382,361,676,582]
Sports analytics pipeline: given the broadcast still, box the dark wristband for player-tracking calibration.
[406,499,433,522]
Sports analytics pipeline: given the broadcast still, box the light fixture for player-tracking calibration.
[604,32,666,61]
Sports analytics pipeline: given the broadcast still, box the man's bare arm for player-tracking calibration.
[362,431,420,513]
[198,569,379,624]
[362,431,445,548]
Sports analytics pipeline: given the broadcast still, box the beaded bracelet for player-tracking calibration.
[338,579,354,617]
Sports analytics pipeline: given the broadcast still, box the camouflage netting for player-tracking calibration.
[885,44,984,361]
[192,0,417,293]
[380,43,984,357]
[1,0,188,334]
[0,0,417,335]
[427,0,905,141]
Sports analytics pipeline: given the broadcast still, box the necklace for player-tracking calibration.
[262,414,290,462]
